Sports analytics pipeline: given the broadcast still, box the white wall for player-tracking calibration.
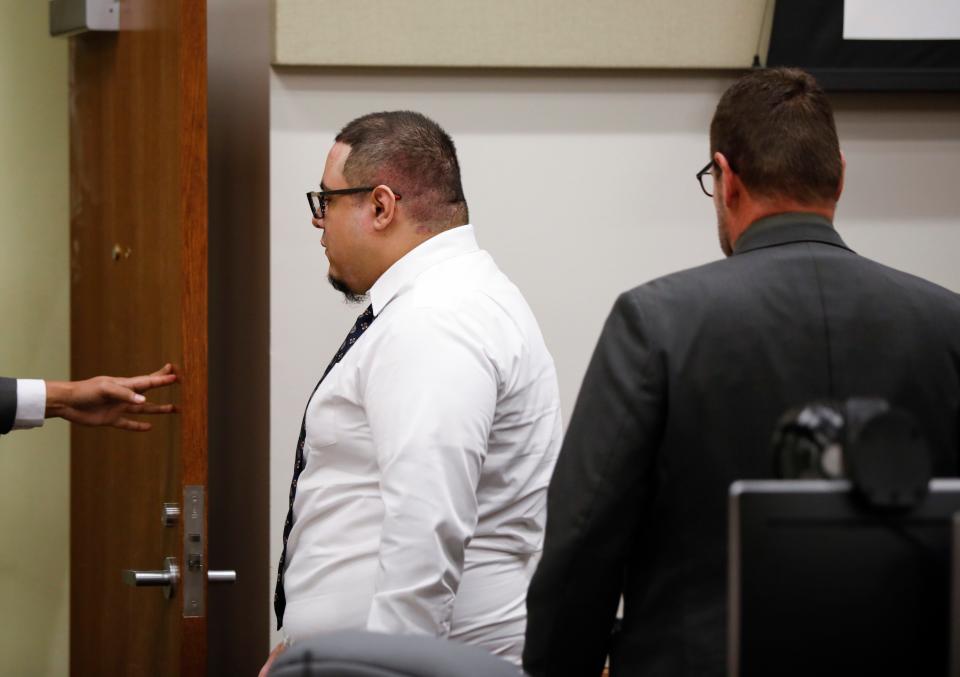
[0,4,69,675]
[269,69,960,642]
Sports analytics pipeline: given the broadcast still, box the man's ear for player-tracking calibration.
[714,151,739,210]
[370,185,398,232]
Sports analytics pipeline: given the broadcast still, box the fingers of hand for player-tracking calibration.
[259,643,286,677]
[150,363,174,377]
[113,418,152,432]
[124,372,178,394]
[125,403,176,415]
[102,379,145,404]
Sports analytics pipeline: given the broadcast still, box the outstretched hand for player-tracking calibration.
[45,364,178,432]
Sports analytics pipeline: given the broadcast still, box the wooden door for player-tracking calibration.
[69,1,207,674]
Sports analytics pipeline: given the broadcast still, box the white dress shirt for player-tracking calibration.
[14,379,45,430]
[282,225,562,664]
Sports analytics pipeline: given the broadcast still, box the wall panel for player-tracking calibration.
[274,0,772,68]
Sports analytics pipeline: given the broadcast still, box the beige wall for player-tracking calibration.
[0,4,70,676]
[274,0,772,68]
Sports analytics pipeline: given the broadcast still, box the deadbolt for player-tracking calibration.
[162,503,181,527]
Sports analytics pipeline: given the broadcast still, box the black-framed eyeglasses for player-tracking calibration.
[306,187,402,220]
[696,160,716,197]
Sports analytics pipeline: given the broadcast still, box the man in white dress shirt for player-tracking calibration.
[265,111,562,672]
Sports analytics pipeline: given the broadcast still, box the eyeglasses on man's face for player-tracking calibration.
[306,186,403,220]
[696,160,716,197]
[306,187,375,220]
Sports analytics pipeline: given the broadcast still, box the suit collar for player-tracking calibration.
[732,212,853,256]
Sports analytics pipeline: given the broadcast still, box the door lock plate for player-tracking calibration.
[183,485,204,617]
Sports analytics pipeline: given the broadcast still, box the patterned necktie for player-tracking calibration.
[274,304,376,629]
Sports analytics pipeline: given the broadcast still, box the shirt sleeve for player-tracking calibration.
[362,307,498,637]
[13,379,46,430]
[0,377,16,434]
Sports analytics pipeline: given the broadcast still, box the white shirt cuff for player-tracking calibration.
[13,379,46,430]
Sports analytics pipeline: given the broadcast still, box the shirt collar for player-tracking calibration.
[732,212,853,256]
[369,224,479,316]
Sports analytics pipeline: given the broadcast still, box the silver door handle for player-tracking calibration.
[126,570,236,584]
[208,570,237,584]
[123,556,179,599]
[123,558,236,601]
[124,571,175,586]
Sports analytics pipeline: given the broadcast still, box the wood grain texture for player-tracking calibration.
[178,0,209,673]
[69,0,207,673]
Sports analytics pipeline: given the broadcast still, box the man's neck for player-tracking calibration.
[730,200,836,249]
[364,226,441,292]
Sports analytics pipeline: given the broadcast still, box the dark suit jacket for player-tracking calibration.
[1,377,16,434]
[524,213,960,677]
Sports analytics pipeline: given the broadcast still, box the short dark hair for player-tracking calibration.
[335,111,469,229]
[710,68,842,204]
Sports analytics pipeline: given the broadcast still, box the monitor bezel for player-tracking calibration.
[728,478,960,676]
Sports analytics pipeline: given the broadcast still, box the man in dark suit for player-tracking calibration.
[523,67,960,677]
[1,364,177,435]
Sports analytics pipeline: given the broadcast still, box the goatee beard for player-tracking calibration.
[328,274,367,304]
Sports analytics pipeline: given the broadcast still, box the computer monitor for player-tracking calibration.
[728,479,960,677]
